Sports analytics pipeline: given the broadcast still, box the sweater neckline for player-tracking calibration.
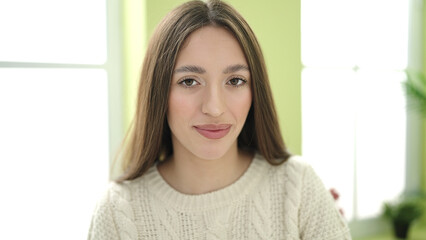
[145,153,269,212]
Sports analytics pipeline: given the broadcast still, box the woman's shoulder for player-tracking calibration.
[106,180,136,203]
[91,166,157,216]
[94,179,140,215]
[258,154,324,195]
[88,174,150,239]
[264,154,313,178]
[281,155,310,169]
[88,180,140,239]
[105,167,155,202]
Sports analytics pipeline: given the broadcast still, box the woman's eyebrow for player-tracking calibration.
[174,64,249,74]
[174,65,206,74]
[223,64,249,74]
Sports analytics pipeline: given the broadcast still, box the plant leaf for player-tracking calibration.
[403,70,426,116]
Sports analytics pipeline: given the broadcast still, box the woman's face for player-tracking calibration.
[167,26,252,160]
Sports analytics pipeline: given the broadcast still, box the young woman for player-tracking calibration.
[88,0,351,239]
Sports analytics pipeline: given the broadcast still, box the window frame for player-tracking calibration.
[0,0,124,179]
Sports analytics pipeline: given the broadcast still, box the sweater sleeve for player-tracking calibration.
[298,165,352,240]
[87,188,120,240]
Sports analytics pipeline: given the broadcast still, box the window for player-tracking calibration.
[301,0,408,227]
[0,1,122,239]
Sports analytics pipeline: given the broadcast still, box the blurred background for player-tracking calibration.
[0,0,424,239]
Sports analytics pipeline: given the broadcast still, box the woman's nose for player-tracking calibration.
[201,85,225,117]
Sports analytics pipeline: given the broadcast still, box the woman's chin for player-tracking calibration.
[191,146,234,161]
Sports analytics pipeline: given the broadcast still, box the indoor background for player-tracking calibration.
[0,0,425,239]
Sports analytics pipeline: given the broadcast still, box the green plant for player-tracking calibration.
[383,198,424,239]
[383,199,423,224]
[403,70,426,116]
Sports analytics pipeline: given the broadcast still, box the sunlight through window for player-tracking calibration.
[302,0,408,220]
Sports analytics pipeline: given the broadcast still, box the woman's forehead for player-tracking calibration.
[175,26,248,71]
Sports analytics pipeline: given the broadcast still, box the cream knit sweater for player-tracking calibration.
[88,155,351,239]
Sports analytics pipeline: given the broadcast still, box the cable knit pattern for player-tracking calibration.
[88,154,352,239]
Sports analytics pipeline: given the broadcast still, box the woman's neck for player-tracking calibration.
[157,147,253,195]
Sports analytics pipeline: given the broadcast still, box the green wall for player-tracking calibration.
[229,0,302,155]
[124,0,302,154]
[122,0,146,128]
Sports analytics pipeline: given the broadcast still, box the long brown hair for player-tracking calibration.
[117,0,290,182]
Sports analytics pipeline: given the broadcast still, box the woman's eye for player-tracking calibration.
[227,77,246,87]
[179,78,198,87]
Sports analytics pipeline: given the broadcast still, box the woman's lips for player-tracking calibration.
[194,124,231,139]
